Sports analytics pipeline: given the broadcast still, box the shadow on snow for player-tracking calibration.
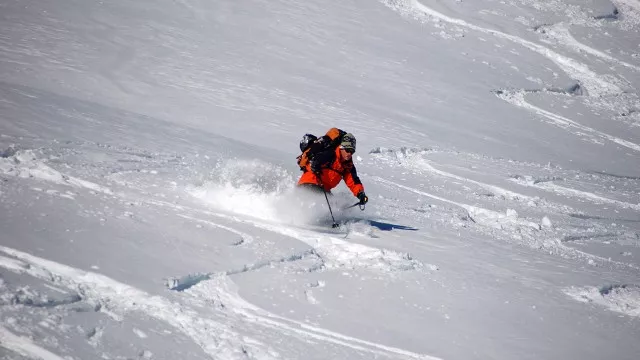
[366,220,418,232]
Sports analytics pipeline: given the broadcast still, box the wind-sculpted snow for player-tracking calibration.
[0,247,441,360]
[564,284,640,317]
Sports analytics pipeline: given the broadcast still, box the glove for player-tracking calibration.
[357,191,368,205]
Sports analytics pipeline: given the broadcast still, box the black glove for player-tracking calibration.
[310,160,322,175]
[357,191,368,205]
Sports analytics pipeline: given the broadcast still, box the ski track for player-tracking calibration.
[3,142,636,278]
[0,247,439,360]
[381,0,640,153]
[177,214,255,246]
[144,181,429,273]
[373,176,541,231]
[372,149,639,271]
[381,0,625,97]
[0,248,275,360]
[372,176,640,271]
[537,22,640,72]
[166,215,323,290]
[371,148,579,215]
[511,177,640,211]
[496,90,640,153]
[397,154,536,202]
[175,210,427,273]
[183,278,441,360]
[1,147,427,274]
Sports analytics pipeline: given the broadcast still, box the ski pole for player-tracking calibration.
[343,201,366,211]
[317,179,339,228]
[322,187,339,228]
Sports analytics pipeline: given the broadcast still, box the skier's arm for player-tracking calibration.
[343,165,364,196]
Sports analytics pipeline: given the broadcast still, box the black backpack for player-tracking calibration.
[296,128,346,171]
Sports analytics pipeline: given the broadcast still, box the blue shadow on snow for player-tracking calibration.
[366,220,418,231]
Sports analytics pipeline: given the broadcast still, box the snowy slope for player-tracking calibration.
[1,0,639,359]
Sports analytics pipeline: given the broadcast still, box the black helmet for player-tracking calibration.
[300,134,317,152]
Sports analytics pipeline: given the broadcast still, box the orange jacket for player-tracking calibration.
[297,146,364,196]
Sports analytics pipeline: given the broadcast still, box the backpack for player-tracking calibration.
[296,128,346,171]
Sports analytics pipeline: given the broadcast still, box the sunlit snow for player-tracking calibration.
[1,0,639,359]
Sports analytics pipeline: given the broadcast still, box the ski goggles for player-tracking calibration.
[340,146,355,154]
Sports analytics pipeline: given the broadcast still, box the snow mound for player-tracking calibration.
[564,284,640,317]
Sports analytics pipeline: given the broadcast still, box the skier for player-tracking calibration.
[296,128,368,206]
